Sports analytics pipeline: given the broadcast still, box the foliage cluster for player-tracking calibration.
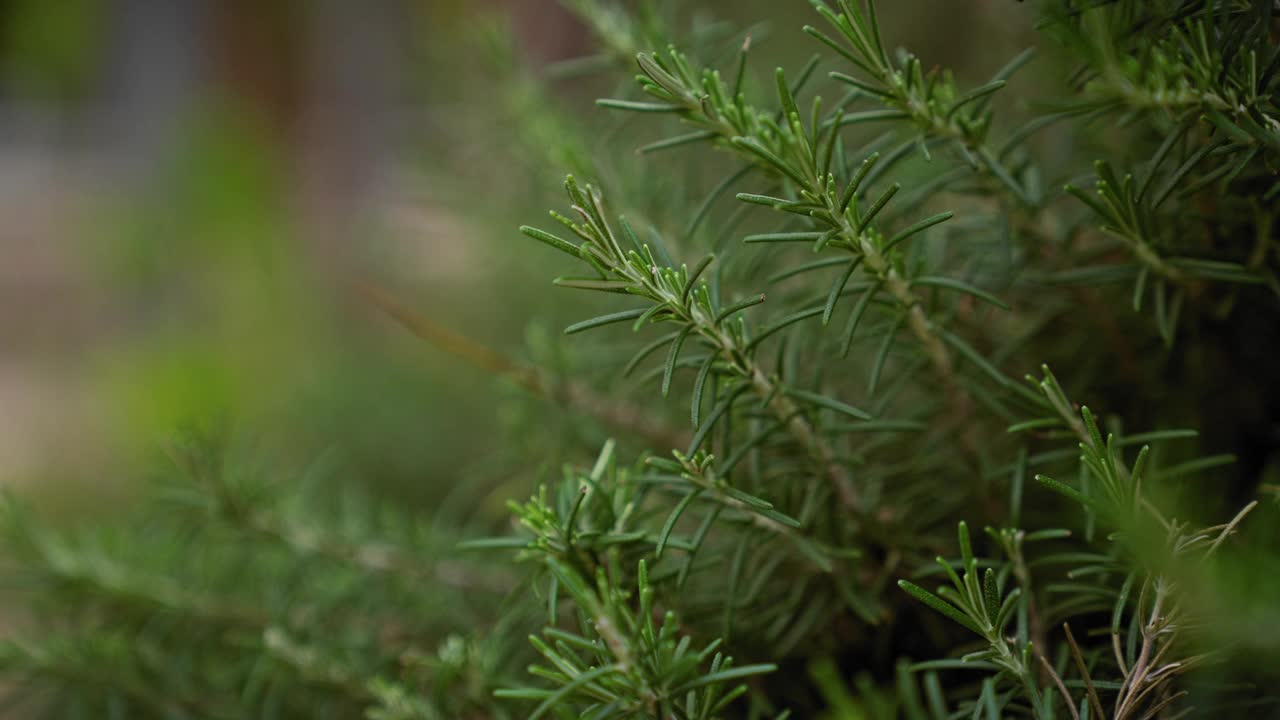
[2,1,1279,718]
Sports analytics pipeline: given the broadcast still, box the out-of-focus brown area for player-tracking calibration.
[0,0,490,489]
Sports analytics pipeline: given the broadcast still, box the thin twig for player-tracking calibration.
[354,280,691,450]
[1063,622,1107,720]
[1038,653,1080,720]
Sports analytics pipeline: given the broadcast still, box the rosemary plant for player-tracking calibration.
[2,1,1279,718]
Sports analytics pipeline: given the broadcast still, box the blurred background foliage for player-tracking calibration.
[0,0,1043,515]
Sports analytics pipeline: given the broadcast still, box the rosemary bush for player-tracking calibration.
[3,1,1280,718]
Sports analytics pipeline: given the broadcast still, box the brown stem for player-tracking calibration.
[865,241,972,419]
[751,366,860,510]
[353,280,690,450]
[1115,580,1168,720]
[838,203,984,471]
[1064,622,1107,720]
[242,510,515,593]
[1010,541,1050,679]
[1038,653,1081,720]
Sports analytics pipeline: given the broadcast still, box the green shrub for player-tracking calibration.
[3,1,1279,718]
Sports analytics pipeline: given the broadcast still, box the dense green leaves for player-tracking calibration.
[3,1,1277,719]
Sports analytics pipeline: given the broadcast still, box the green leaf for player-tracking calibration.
[527,664,622,720]
[755,504,804,529]
[768,257,850,283]
[748,306,825,349]
[691,354,717,427]
[638,299,675,334]
[639,130,718,154]
[821,108,844,178]
[1063,183,1116,224]
[1022,529,1071,542]
[1039,262,1139,286]
[841,152,881,212]
[636,53,686,95]
[1159,454,1236,479]
[911,276,1010,310]
[1132,265,1150,311]
[1111,573,1136,633]
[859,0,888,65]
[957,521,974,568]
[829,71,893,97]
[826,419,925,433]
[678,505,721,589]
[838,108,911,126]
[776,67,800,124]
[623,331,680,378]
[994,588,1021,634]
[841,281,881,358]
[990,46,1036,84]
[663,326,693,398]
[1203,109,1254,145]
[867,312,902,395]
[1151,139,1222,211]
[456,536,528,551]
[883,212,954,253]
[565,308,650,335]
[553,277,633,292]
[790,52,822,98]
[673,664,778,694]
[938,329,1011,387]
[596,98,684,112]
[1035,474,1097,509]
[1006,418,1059,433]
[1167,257,1265,284]
[896,658,930,720]
[744,231,826,244]
[590,438,615,483]
[687,166,754,239]
[657,489,704,559]
[909,659,999,672]
[823,259,862,325]
[977,147,1033,206]
[1136,116,1188,201]
[1114,429,1197,447]
[803,24,868,74]
[857,183,900,232]
[521,225,581,256]
[737,192,792,208]
[982,568,1000,624]
[683,254,715,303]
[978,678,1000,720]
[923,672,947,720]
[716,294,767,324]
[786,388,872,420]
[898,580,984,635]
[688,386,749,454]
[945,80,1006,120]
[493,688,552,701]
[720,420,783,474]
[1011,446,1028,526]
[732,136,812,188]
[1080,406,1104,452]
